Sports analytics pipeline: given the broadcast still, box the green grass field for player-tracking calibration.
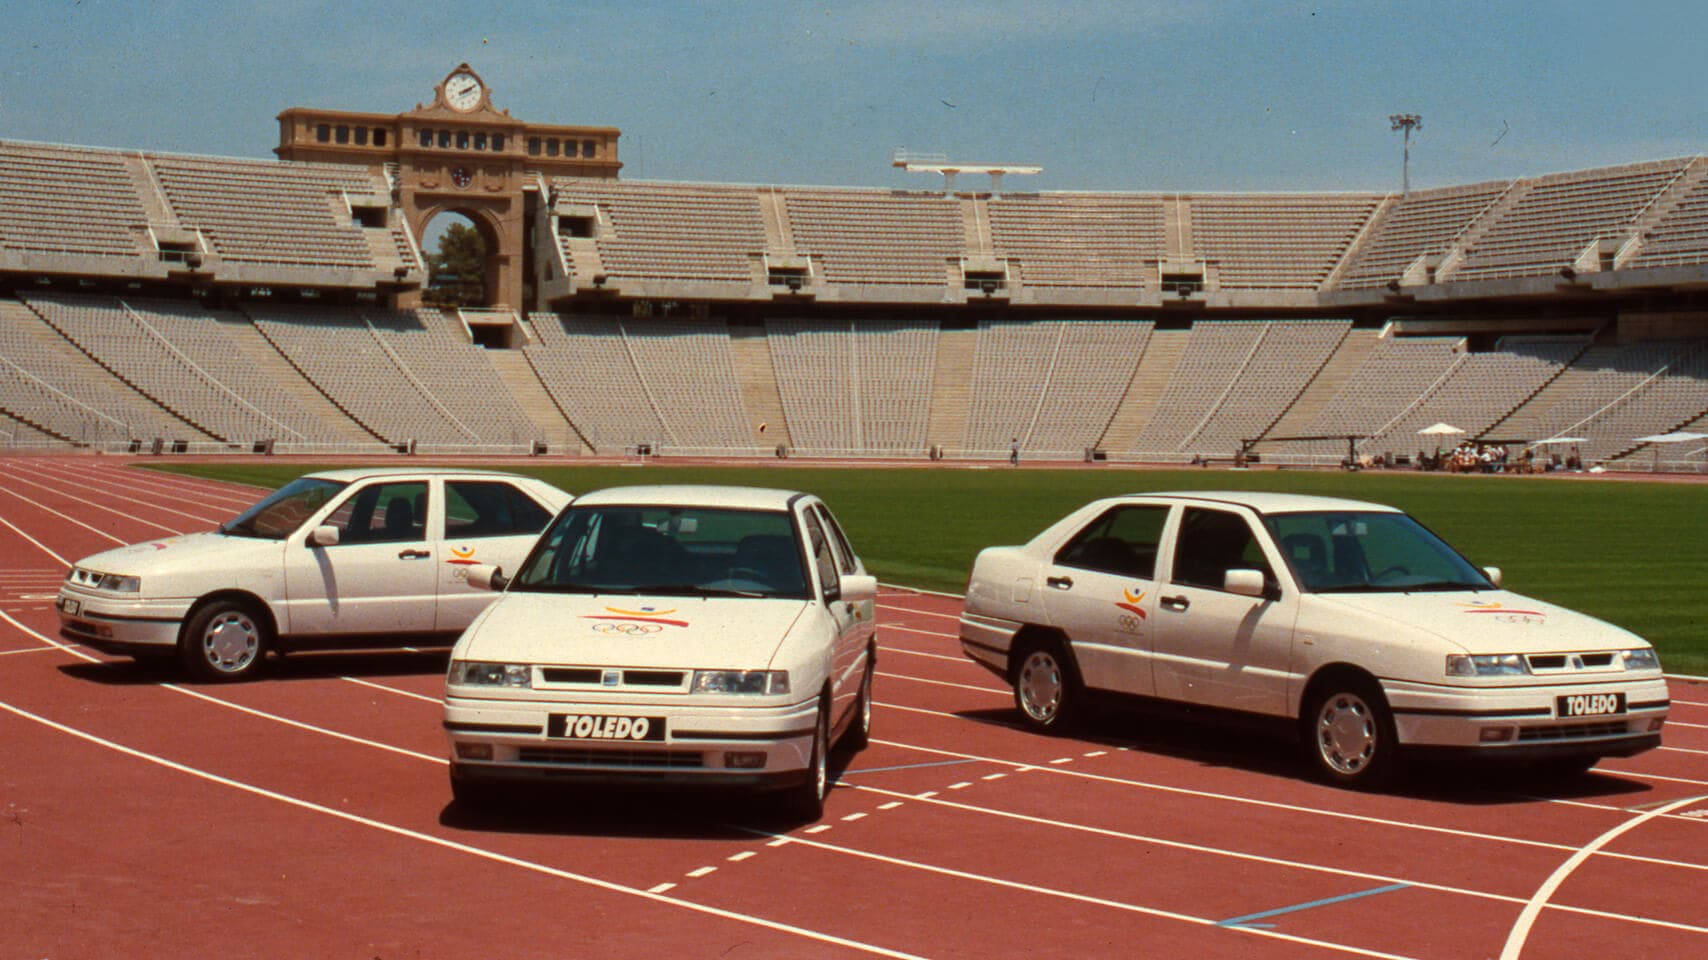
[146,462,1708,676]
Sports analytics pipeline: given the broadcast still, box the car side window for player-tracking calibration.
[320,481,428,545]
[1055,505,1168,578]
[1172,508,1274,592]
[812,504,857,575]
[800,510,840,597]
[445,481,553,539]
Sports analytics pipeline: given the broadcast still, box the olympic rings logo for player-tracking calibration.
[592,622,664,635]
[1116,615,1144,633]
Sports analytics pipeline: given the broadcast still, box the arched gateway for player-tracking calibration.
[275,64,619,310]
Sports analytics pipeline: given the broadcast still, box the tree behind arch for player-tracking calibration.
[424,221,486,307]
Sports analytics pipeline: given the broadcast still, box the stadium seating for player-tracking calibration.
[1186,195,1380,289]
[0,143,153,259]
[550,179,767,283]
[1335,181,1511,289]
[781,189,964,286]
[765,319,938,456]
[987,195,1166,288]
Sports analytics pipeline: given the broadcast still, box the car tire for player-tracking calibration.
[1011,637,1082,734]
[840,648,874,752]
[1303,678,1396,788]
[178,598,270,683]
[780,696,830,821]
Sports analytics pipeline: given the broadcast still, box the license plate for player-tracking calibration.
[1556,692,1625,718]
[548,714,666,742]
[59,598,80,616]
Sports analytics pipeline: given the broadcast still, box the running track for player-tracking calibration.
[1,456,1705,959]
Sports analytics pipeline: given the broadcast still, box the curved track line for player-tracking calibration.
[0,483,134,544]
[0,699,930,960]
[0,513,69,566]
[866,728,1708,873]
[1498,792,1708,959]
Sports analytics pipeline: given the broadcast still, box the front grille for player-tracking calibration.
[541,668,602,684]
[623,670,684,687]
[1517,721,1630,742]
[516,746,704,768]
[1524,651,1624,673]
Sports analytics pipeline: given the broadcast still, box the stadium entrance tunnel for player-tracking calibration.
[420,209,499,310]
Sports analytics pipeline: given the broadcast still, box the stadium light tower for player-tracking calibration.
[1389,114,1422,195]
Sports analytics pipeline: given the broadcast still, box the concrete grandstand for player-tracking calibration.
[3,67,1708,470]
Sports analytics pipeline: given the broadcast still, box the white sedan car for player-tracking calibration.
[960,491,1669,786]
[443,485,877,819]
[57,468,572,681]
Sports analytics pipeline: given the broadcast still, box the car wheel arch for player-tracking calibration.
[1297,663,1387,725]
[1005,625,1075,683]
[182,590,280,643]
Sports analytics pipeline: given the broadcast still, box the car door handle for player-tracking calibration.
[1161,595,1189,612]
[397,548,431,560]
[1046,575,1074,590]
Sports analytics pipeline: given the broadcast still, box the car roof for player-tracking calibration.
[571,485,807,510]
[1118,490,1404,515]
[304,467,536,483]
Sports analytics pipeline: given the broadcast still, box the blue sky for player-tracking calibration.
[2,0,1702,193]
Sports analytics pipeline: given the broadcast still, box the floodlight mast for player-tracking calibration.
[892,149,1041,195]
[1389,114,1422,195]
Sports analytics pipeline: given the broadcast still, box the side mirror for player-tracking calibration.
[466,564,509,592]
[837,574,878,604]
[1224,568,1268,599]
[1482,566,1503,588]
[309,525,339,547]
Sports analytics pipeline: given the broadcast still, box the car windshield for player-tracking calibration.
[513,505,809,599]
[1263,511,1492,593]
[220,477,348,540]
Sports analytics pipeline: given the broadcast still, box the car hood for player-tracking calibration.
[70,532,276,587]
[1310,589,1645,653]
[460,592,812,669]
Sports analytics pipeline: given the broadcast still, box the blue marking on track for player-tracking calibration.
[836,758,981,776]
[1216,883,1411,928]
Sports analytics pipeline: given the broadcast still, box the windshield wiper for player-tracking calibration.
[1402,581,1487,592]
[1312,584,1383,594]
[627,583,766,598]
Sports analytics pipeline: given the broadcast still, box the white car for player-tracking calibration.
[959,491,1669,786]
[443,485,877,819]
[57,468,572,682]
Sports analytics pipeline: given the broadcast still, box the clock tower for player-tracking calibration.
[276,65,620,310]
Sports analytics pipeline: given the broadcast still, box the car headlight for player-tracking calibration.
[1621,648,1661,671]
[97,573,141,592]
[1445,653,1530,677]
[691,670,790,695]
[449,661,532,688]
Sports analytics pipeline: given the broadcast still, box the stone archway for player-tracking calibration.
[419,207,502,307]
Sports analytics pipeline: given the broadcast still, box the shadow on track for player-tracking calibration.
[942,704,1658,806]
[438,748,864,839]
[58,647,452,685]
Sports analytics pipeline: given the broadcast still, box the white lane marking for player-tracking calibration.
[35,462,258,510]
[728,851,757,862]
[804,824,832,835]
[3,464,220,524]
[739,826,1422,960]
[0,644,69,657]
[876,603,960,621]
[877,802,903,811]
[1049,758,1074,765]
[0,699,931,960]
[1613,770,1708,788]
[875,671,1006,695]
[947,782,971,790]
[766,838,791,847]
[1666,720,1706,729]
[1084,750,1107,758]
[686,866,717,878]
[1659,745,1708,756]
[0,477,183,536]
[0,506,74,564]
[845,783,1708,937]
[865,728,1708,874]
[342,676,441,704]
[877,644,973,664]
[648,882,677,894]
[1499,793,1708,960]
[882,624,959,641]
[0,485,128,546]
[981,773,1006,781]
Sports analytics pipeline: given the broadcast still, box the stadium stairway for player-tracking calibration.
[483,349,587,454]
[728,325,792,451]
[1099,328,1189,454]
[1257,326,1382,449]
[215,313,376,445]
[925,326,975,455]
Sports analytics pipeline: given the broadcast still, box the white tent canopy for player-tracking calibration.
[1534,436,1586,445]
[1417,423,1465,436]
[1633,431,1708,443]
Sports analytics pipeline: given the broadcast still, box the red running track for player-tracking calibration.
[1,456,1705,959]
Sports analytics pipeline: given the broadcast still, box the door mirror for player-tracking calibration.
[309,525,340,547]
[837,574,878,604]
[1224,568,1268,598]
[466,564,508,592]
[1482,566,1503,588]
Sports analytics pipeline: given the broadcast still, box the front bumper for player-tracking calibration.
[444,692,821,788]
[1384,675,1669,759]
[56,588,192,651]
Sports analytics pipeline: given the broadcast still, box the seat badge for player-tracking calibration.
[602,670,621,687]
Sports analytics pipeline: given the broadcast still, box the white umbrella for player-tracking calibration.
[1417,423,1465,436]
[1534,436,1586,444]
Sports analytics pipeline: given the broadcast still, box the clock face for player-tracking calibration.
[451,166,473,189]
[445,73,482,112]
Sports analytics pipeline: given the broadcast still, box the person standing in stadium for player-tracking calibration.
[1010,437,1020,467]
